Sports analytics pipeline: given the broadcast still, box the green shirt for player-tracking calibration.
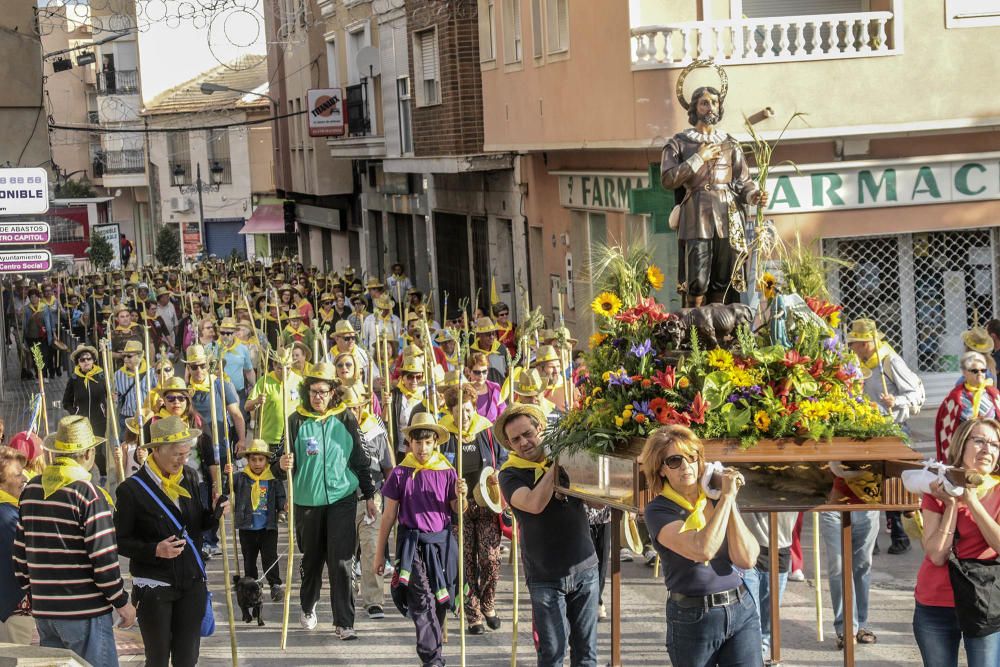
[248,371,302,444]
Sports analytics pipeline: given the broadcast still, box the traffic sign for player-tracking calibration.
[0,168,49,215]
[0,250,52,274]
[0,222,49,245]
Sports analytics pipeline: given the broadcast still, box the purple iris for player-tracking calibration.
[823,336,839,352]
[632,400,653,418]
[611,337,628,350]
[607,368,633,387]
[842,362,861,379]
[630,338,653,358]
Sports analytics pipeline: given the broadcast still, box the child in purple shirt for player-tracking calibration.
[376,413,467,667]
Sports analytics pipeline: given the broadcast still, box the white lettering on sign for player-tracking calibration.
[764,153,1000,213]
[0,250,52,274]
[0,168,49,215]
[555,172,650,212]
[0,222,49,245]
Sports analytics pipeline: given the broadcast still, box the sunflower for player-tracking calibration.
[589,332,607,349]
[591,292,623,319]
[758,272,777,300]
[754,410,771,431]
[827,310,841,329]
[707,348,734,370]
[647,265,665,291]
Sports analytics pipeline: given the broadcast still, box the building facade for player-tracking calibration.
[0,0,49,169]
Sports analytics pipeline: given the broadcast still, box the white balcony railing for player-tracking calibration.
[631,8,902,69]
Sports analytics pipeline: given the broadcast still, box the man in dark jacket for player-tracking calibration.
[62,344,109,477]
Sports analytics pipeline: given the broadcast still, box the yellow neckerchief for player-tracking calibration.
[538,396,555,417]
[860,343,896,370]
[660,481,707,533]
[472,339,502,356]
[358,409,379,435]
[263,311,279,322]
[28,301,47,314]
[497,322,512,338]
[973,474,1000,499]
[965,379,995,418]
[500,453,551,483]
[297,299,311,312]
[318,307,334,322]
[0,489,18,506]
[43,296,56,307]
[242,466,276,511]
[222,339,244,355]
[296,403,345,421]
[399,451,453,476]
[440,412,491,444]
[41,456,114,507]
[74,364,103,387]
[147,457,191,503]
[284,323,308,336]
[119,359,149,377]
[396,380,425,401]
[114,323,137,333]
[188,373,215,394]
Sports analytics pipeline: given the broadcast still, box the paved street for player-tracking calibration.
[6,350,935,666]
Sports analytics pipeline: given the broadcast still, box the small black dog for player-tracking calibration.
[233,575,264,626]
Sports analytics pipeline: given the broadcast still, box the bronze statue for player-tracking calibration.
[660,61,768,307]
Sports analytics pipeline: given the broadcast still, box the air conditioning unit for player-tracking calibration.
[169,196,192,212]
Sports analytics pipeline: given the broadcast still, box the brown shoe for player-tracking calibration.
[856,629,877,644]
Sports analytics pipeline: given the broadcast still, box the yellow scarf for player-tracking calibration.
[243,466,276,511]
[396,380,425,400]
[284,323,307,336]
[860,343,896,370]
[296,404,345,421]
[318,308,334,322]
[358,410,379,435]
[119,359,149,377]
[660,481,708,533]
[399,451,453,476]
[975,474,1000,499]
[472,340,502,356]
[0,489,19,506]
[114,323,137,333]
[41,457,114,507]
[74,364,104,387]
[439,412,491,443]
[28,302,47,314]
[147,457,191,503]
[500,453,551,483]
[223,340,243,355]
[965,380,995,418]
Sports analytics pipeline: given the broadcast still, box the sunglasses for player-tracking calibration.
[189,363,206,370]
[124,353,138,359]
[968,368,988,374]
[470,369,488,376]
[404,373,425,381]
[663,454,694,470]
[338,335,356,342]
[335,362,354,369]
[164,394,187,403]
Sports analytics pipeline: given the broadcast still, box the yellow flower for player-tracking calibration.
[754,410,771,431]
[591,292,623,319]
[707,348,734,370]
[589,332,607,349]
[758,272,777,300]
[591,387,603,397]
[678,377,690,389]
[614,416,624,428]
[827,311,841,329]
[602,371,612,382]
[647,265,665,291]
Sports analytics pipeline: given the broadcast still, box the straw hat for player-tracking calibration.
[122,340,144,356]
[493,404,547,450]
[70,344,99,364]
[239,439,271,459]
[963,326,995,355]
[434,329,455,344]
[366,277,384,290]
[270,347,293,367]
[113,303,131,317]
[160,376,189,395]
[333,320,357,337]
[125,408,154,435]
[473,317,497,334]
[320,292,336,302]
[473,466,504,513]
[285,309,303,320]
[400,348,425,374]
[845,319,881,343]
[374,295,394,311]
[305,362,337,382]
[43,416,106,454]
[340,383,369,408]
[145,416,202,448]
[441,370,461,387]
[532,345,560,366]
[401,412,448,444]
[185,344,209,365]
[219,317,238,332]
[513,368,545,397]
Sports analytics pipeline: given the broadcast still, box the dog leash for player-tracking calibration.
[254,551,287,585]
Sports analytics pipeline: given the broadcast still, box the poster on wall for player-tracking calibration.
[91,223,122,269]
[306,88,345,137]
[182,222,201,258]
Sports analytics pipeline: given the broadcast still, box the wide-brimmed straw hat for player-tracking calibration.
[340,383,369,408]
[305,362,337,382]
[43,416,106,454]
[185,344,208,365]
[239,439,271,459]
[963,326,995,355]
[333,320,357,337]
[402,412,448,444]
[513,368,545,397]
[122,340,144,356]
[145,416,202,448]
[493,404,547,450]
[473,317,497,334]
[532,345,561,366]
[70,344,99,364]
[374,295,394,311]
[160,376,189,395]
[845,318,882,343]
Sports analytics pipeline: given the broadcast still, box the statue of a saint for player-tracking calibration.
[660,67,768,307]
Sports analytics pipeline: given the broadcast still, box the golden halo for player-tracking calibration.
[676,59,729,111]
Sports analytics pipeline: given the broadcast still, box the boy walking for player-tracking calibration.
[375,413,467,667]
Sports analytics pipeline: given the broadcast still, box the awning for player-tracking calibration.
[238,205,284,234]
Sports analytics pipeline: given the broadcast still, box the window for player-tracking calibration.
[478,0,497,62]
[325,37,339,88]
[206,127,232,184]
[413,28,440,106]
[945,0,1000,28]
[530,0,543,58]
[167,132,191,184]
[545,0,568,54]
[397,76,413,154]
[503,0,522,64]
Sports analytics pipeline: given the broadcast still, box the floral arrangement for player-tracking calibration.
[546,247,902,456]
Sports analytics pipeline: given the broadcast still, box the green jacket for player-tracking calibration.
[279,407,375,507]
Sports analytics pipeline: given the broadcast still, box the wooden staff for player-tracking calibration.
[207,356,240,665]
[31,344,49,436]
[101,339,125,481]
[279,353,296,649]
[422,320,439,416]
[455,330,467,667]
[813,512,823,642]
[557,292,571,409]
[141,306,153,395]
[510,515,519,667]
[380,332,395,455]
[215,351,241,573]
[872,328,890,396]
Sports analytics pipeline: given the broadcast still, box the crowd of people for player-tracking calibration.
[2,257,1000,667]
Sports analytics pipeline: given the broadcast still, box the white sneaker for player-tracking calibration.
[619,548,634,563]
[300,608,317,630]
[788,569,805,582]
[335,626,358,640]
[598,603,607,620]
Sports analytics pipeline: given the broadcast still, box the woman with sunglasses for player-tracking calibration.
[274,363,376,640]
[62,344,109,479]
[466,351,507,422]
[641,425,761,666]
[935,352,1000,462]
[154,377,220,511]
[333,352,382,416]
[913,418,1000,667]
[198,318,219,359]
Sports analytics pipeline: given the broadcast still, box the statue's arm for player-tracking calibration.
[660,139,704,190]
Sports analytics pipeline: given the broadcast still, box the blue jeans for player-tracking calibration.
[819,510,879,636]
[665,587,763,667]
[527,565,600,667]
[742,567,788,654]
[914,602,1000,667]
[36,612,119,666]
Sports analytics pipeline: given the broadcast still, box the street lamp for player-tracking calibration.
[173,162,221,260]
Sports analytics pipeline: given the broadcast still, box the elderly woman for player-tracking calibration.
[935,352,1000,462]
[114,416,226,667]
[466,351,507,422]
[275,363,376,639]
[641,425,760,666]
[914,418,1000,667]
[62,345,109,478]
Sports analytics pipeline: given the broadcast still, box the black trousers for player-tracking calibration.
[133,581,207,667]
[296,496,358,627]
[680,237,736,298]
[240,528,281,586]
[590,522,612,606]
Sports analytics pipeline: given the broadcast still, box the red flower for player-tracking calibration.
[652,367,676,390]
[614,297,672,324]
[834,365,853,382]
[641,379,652,389]
[775,378,793,399]
[688,392,709,424]
[649,397,670,424]
[631,375,643,382]
[808,358,825,378]
[782,350,811,368]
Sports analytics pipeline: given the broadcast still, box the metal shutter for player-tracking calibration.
[419,30,437,82]
[741,0,867,17]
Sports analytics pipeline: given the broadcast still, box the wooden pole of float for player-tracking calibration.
[509,515,519,667]
[101,338,125,481]
[279,353,296,649]
[814,511,824,642]
[216,349,240,573]
[456,329,467,667]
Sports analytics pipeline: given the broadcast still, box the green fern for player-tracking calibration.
[688,327,704,366]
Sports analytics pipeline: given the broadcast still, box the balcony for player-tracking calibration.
[327,83,385,159]
[346,83,372,137]
[87,110,99,124]
[631,4,902,69]
[96,69,139,95]
[95,149,145,175]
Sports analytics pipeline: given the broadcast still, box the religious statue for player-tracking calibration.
[660,61,768,307]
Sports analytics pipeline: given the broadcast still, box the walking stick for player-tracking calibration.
[101,339,125,482]
[279,355,296,650]
[31,344,49,436]
[455,331,467,667]
[208,358,240,666]
[813,512,824,642]
[217,350,241,573]
[510,515,519,667]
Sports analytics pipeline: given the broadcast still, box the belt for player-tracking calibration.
[703,183,732,191]
[669,584,747,609]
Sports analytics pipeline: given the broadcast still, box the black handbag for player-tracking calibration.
[947,527,1000,638]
